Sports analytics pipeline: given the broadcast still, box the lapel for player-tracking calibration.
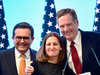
[80,30,91,72]
[30,48,36,61]
[61,36,76,75]
[5,47,18,75]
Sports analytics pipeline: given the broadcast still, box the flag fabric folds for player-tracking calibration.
[40,0,60,46]
[93,0,100,32]
[0,0,9,51]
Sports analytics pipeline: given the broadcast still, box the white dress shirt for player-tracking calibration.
[15,48,31,74]
[67,30,82,74]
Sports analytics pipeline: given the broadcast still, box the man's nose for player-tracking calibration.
[64,25,69,31]
[20,38,24,42]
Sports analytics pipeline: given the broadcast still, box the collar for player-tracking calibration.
[67,30,81,46]
[15,48,30,58]
[74,30,81,45]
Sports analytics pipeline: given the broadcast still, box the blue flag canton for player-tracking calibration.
[40,0,60,45]
[93,0,100,32]
[0,0,9,50]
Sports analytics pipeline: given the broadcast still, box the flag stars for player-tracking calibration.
[40,0,60,46]
[40,37,42,41]
[50,3,54,9]
[48,12,53,18]
[94,17,99,22]
[0,5,2,9]
[96,8,100,13]
[93,26,97,31]
[45,2,47,6]
[97,0,100,5]
[1,34,6,39]
[42,29,44,32]
[46,30,51,34]
[2,25,6,30]
[0,42,4,48]
[4,17,6,21]
[47,21,52,27]
[43,20,45,24]
[55,24,59,29]
[7,46,9,49]
[0,0,9,50]
[44,11,46,15]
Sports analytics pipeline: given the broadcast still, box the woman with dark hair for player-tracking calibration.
[25,32,66,75]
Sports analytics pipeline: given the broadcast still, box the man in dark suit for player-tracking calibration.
[57,8,100,75]
[0,22,37,75]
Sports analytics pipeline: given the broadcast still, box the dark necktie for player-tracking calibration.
[71,41,82,74]
[19,54,26,75]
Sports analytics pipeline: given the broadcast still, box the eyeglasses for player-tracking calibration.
[15,36,30,42]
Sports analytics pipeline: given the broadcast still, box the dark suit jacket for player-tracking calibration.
[62,29,100,75]
[0,47,37,75]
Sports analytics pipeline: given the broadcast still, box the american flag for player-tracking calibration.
[0,0,9,51]
[93,0,100,32]
[40,0,60,45]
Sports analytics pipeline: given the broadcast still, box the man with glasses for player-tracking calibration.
[0,22,37,75]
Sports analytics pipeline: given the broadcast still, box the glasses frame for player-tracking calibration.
[15,36,31,42]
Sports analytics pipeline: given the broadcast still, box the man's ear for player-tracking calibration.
[12,36,14,40]
[32,37,34,41]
